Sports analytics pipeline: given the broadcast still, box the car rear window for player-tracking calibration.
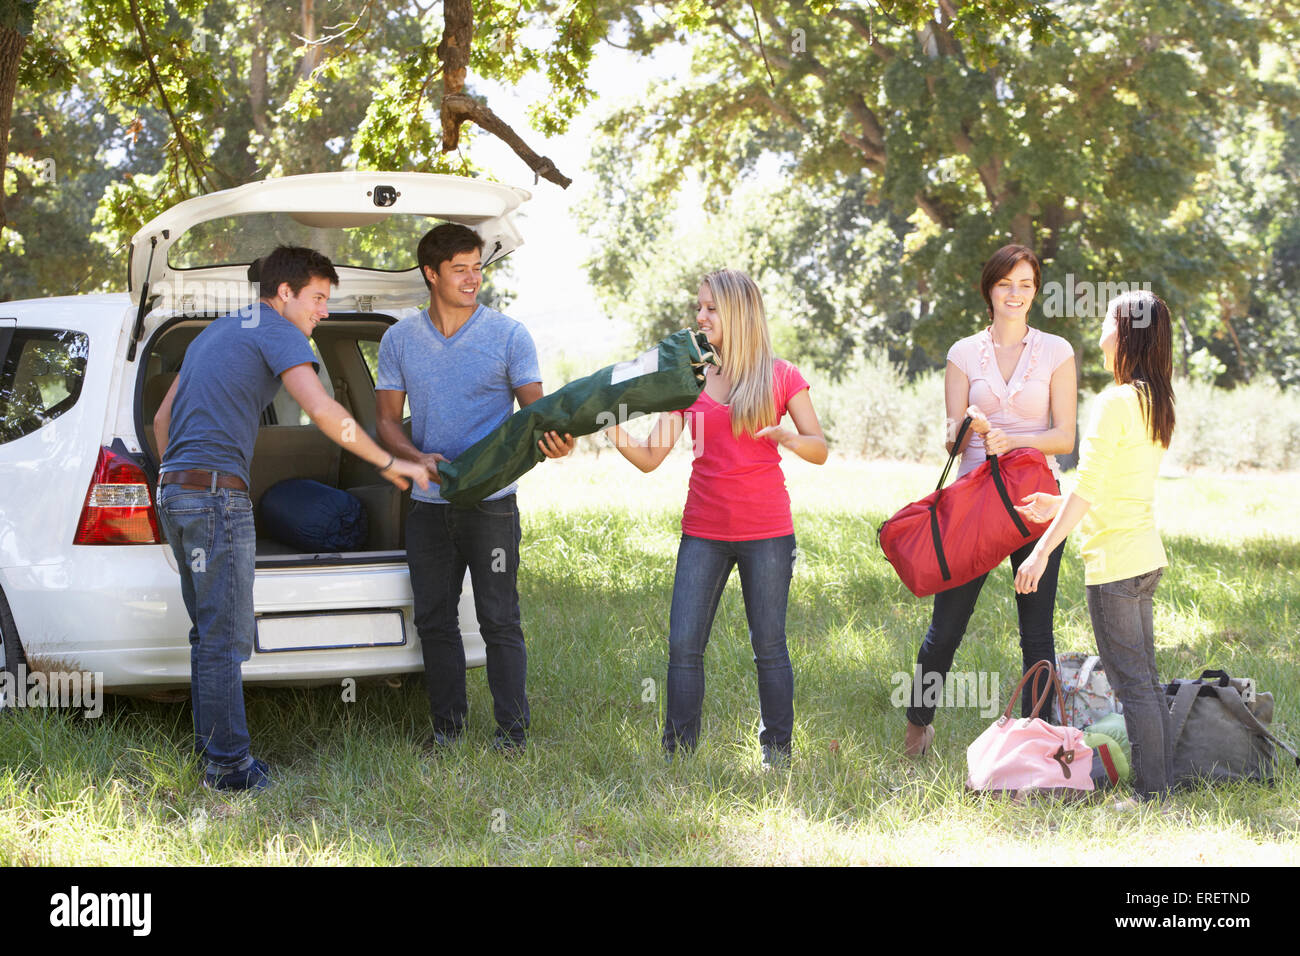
[0,328,89,444]
[167,213,445,273]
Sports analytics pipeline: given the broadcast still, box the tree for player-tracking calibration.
[3,0,611,293]
[580,0,1300,385]
[0,0,40,230]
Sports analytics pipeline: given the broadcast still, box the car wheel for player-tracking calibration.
[0,587,27,710]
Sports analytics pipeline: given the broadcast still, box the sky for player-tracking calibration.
[467,38,694,364]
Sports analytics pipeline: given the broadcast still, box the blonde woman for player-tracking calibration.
[605,269,827,765]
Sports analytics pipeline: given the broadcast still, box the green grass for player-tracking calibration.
[2,458,1298,865]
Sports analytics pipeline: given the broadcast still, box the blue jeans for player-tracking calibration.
[1086,568,1171,801]
[406,495,529,744]
[663,533,797,753]
[157,485,258,775]
[907,537,1066,726]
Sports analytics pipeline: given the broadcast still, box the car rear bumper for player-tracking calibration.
[1,548,484,691]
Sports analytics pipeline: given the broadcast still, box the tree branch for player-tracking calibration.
[751,89,808,132]
[434,0,571,187]
[127,0,216,193]
[832,8,897,60]
[747,0,775,87]
[442,93,572,188]
[708,14,794,72]
[915,191,956,229]
[438,0,473,150]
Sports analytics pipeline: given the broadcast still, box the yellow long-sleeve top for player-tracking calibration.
[1072,383,1168,586]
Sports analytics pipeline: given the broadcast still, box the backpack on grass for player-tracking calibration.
[1166,669,1299,785]
[1057,652,1121,730]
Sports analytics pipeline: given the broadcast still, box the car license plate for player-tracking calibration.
[255,610,406,653]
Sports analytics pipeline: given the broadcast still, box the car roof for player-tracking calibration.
[1,294,133,330]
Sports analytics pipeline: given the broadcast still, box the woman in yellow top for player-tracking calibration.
[1014,290,1176,802]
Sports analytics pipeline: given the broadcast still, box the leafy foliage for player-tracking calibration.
[580,0,1300,386]
[3,0,612,299]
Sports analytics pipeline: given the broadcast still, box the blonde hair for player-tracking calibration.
[701,269,776,437]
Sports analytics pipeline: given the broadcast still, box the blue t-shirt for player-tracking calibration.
[377,304,540,504]
[161,303,319,486]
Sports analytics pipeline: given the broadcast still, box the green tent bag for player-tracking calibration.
[437,329,719,507]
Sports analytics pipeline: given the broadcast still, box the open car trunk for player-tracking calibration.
[123,171,529,569]
[137,312,414,567]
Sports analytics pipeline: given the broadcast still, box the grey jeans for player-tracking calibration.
[1086,568,1172,800]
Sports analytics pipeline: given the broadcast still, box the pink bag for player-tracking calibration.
[966,660,1095,798]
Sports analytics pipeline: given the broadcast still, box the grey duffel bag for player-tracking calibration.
[1167,669,1299,785]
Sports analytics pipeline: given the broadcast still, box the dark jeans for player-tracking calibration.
[1086,568,1171,801]
[663,533,797,753]
[157,484,257,775]
[907,537,1066,727]
[406,495,529,744]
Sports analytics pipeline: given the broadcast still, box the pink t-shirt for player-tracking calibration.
[947,327,1074,478]
[674,359,810,541]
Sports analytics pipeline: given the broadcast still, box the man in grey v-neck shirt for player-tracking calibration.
[376,224,573,751]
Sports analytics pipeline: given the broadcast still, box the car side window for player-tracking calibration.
[267,339,332,426]
[0,328,89,445]
[357,340,409,419]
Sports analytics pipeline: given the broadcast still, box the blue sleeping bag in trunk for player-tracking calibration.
[259,479,368,552]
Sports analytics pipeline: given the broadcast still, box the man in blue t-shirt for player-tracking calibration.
[376,224,573,752]
[153,246,432,791]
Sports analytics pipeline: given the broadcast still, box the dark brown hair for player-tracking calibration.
[249,245,339,297]
[980,244,1041,320]
[1109,291,1176,449]
[417,223,482,290]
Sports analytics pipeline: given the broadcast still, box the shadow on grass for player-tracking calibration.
[1,519,1296,863]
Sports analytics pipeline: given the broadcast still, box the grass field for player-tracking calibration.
[2,453,1298,865]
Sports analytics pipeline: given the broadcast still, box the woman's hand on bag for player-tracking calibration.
[1014,550,1049,593]
[965,405,991,435]
[1015,492,1062,524]
[538,431,576,458]
[984,427,1013,456]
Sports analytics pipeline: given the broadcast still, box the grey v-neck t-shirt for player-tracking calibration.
[376,304,540,504]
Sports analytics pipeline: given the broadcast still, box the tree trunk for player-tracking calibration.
[248,11,269,140]
[0,24,28,230]
[298,0,321,81]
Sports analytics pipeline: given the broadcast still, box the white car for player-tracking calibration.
[0,171,531,697]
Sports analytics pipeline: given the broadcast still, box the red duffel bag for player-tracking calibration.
[878,417,1058,597]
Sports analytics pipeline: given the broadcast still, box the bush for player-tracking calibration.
[806,352,948,464]
[1130,378,1300,473]
[547,347,1300,473]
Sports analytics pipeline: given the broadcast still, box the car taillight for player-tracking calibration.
[74,446,162,545]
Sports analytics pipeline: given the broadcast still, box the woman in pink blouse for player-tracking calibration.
[904,245,1077,756]
[605,269,827,767]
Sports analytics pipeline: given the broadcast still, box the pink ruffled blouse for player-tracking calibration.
[946,326,1075,478]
